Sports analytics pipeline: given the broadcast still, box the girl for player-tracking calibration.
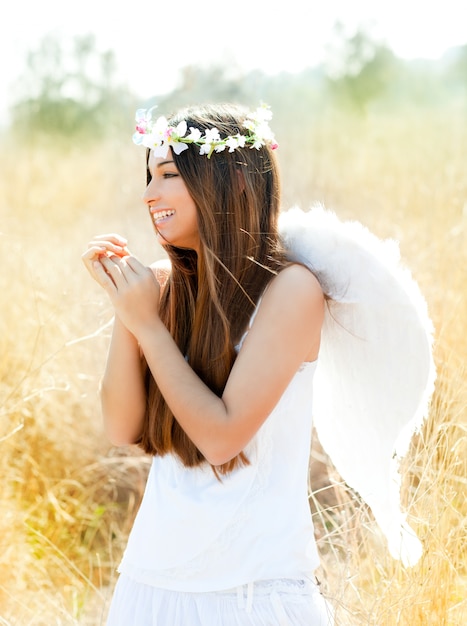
[82,102,335,624]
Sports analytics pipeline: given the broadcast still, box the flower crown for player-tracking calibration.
[132,104,278,159]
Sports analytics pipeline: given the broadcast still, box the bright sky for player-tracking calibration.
[1,0,466,122]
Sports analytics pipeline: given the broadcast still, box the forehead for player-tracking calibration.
[147,151,178,170]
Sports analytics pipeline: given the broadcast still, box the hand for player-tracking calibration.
[82,233,130,286]
[91,253,162,337]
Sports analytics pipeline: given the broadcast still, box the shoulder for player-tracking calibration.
[251,263,324,348]
[150,257,171,289]
[239,263,324,366]
[264,263,324,315]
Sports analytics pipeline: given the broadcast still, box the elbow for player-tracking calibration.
[204,452,230,467]
[193,416,249,467]
[201,439,245,468]
[105,428,140,448]
[103,416,142,447]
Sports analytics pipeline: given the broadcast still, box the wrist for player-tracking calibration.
[133,316,167,346]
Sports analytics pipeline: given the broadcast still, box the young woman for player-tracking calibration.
[82,102,333,624]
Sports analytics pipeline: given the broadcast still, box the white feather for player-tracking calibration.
[279,206,436,566]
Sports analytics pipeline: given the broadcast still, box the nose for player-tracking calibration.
[143,177,161,206]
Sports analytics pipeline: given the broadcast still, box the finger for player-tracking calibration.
[81,249,110,286]
[124,256,147,274]
[90,233,128,245]
[82,245,108,262]
[125,258,160,293]
[82,247,109,285]
[100,255,129,286]
[87,240,130,257]
[92,259,118,290]
[114,246,131,258]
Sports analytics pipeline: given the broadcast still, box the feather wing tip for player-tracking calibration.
[388,523,424,568]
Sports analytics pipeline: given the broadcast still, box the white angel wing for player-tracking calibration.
[279,206,436,566]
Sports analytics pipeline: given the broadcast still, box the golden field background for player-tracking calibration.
[1,104,466,625]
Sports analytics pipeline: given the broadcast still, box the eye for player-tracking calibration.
[163,172,178,179]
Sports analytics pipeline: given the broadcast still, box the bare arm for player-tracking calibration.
[99,316,147,445]
[93,256,324,464]
[82,234,170,445]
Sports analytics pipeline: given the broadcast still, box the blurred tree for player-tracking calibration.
[150,63,255,112]
[144,63,326,144]
[443,44,467,99]
[325,23,399,112]
[9,34,134,140]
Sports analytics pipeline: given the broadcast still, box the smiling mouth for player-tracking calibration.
[152,209,175,225]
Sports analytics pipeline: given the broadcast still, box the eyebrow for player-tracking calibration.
[156,160,175,168]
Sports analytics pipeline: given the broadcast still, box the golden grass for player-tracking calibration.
[0,105,466,625]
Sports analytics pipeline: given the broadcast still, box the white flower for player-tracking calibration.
[171,142,189,155]
[254,121,274,143]
[133,104,277,156]
[187,127,202,142]
[140,115,169,148]
[204,128,221,144]
[141,133,161,149]
[166,120,188,155]
[225,134,245,152]
[135,108,147,123]
[153,115,169,135]
[236,134,246,148]
[173,120,187,138]
[135,107,155,127]
[152,143,171,159]
[225,136,239,152]
[252,105,272,122]
[199,143,212,156]
[132,131,144,145]
[243,119,255,132]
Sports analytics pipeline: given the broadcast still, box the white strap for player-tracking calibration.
[270,591,292,625]
[236,585,244,609]
[245,581,254,614]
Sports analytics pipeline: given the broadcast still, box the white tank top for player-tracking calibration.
[118,303,320,592]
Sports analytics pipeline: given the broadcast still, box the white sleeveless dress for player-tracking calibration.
[106,306,333,625]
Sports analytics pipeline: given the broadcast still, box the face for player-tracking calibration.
[144,150,200,252]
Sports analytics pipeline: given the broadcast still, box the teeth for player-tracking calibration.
[153,210,175,223]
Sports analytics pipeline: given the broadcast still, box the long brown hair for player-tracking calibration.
[137,103,287,473]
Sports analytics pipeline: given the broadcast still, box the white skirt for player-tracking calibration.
[106,575,334,625]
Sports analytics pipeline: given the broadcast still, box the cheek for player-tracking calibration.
[187,200,199,227]
[189,211,200,235]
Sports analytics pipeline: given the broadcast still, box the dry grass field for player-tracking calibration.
[1,104,466,625]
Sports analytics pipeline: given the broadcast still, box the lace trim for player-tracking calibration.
[223,578,320,597]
